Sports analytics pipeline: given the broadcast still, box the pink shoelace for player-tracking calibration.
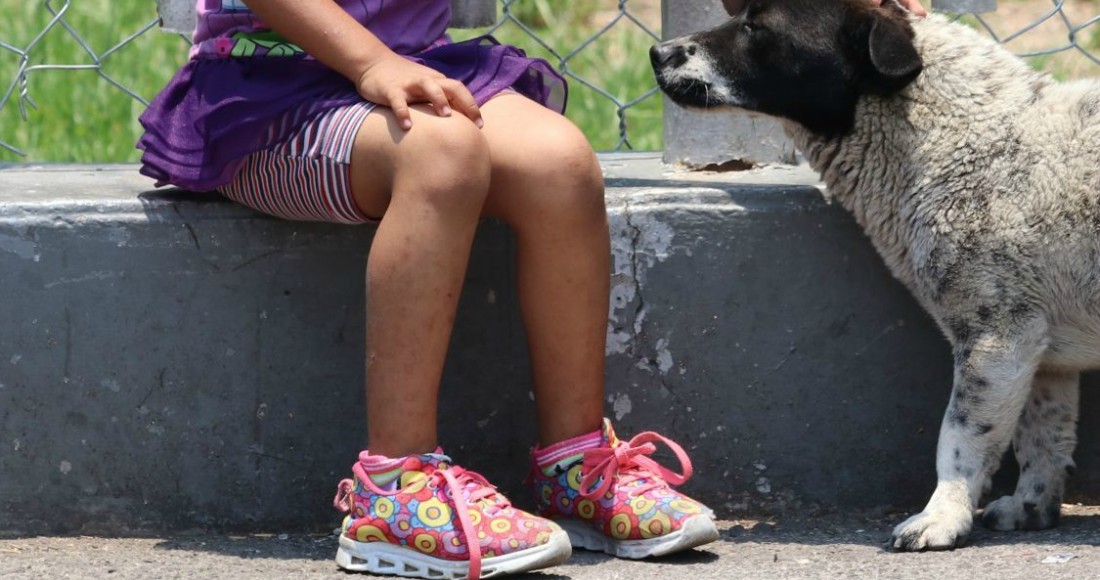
[578,431,693,500]
[334,465,503,580]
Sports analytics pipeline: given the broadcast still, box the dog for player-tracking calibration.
[652,0,1100,551]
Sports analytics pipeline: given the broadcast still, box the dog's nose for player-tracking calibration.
[650,42,684,68]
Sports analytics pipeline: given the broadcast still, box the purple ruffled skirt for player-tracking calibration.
[137,36,566,191]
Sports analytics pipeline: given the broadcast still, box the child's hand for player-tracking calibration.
[356,54,483,130]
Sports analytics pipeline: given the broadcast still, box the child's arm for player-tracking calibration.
[244,0,482,130]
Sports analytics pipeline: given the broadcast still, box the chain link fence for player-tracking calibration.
[487,0,662,150]
[0,0,1097,161]
[967,1,1100,65]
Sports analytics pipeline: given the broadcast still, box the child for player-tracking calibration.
[138,0,719,578]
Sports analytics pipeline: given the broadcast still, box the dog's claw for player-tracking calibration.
[891,510,971,552]
[980,495,1061,531]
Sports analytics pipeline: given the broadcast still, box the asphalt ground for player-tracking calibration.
[4,507,1100,579]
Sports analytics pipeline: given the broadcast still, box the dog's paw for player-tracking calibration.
[891,509,972,551]
[980,494,1061,531]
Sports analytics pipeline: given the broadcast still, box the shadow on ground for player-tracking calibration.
[717,506,1100,550]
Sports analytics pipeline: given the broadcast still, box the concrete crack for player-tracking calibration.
[136,368,165,410]
[179,221,223,272]
[744,345,797,392]
[622,197,647,359]
[182,222,200,251]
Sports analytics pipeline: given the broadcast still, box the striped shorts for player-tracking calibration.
[218,101,377,224]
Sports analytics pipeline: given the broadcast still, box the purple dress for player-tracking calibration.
[137,0,567,191]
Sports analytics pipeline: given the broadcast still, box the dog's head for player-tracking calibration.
[651,0,923,136]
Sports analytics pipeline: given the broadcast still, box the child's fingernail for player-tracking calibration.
[475,117,484,129]
[441,106,452,116]
[401,119,412,129]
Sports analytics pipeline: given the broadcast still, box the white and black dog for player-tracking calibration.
[652,0,1100,551]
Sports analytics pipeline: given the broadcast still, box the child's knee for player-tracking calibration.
[536,130,606,224]
[396,114,492,213]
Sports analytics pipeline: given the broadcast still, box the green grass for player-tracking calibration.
[0,2,188,162]
[0,1,661,163]
[454,0,664,151]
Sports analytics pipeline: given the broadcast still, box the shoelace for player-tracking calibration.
[578,431,693,500]
[333,465,505,580]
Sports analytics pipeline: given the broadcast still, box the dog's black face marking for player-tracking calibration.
[651,0,923,136]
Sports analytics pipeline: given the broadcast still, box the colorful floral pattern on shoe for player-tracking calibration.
[529,419,714,542]
[334,452,560,579]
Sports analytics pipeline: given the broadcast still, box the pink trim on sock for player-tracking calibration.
[533,429,604,468]
[358,448,447,481]
[353,448,450,494]
[358,453,404,473]
[356,452,406,492]
[357,447,447,468]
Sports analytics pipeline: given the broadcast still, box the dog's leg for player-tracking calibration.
[980,368,1079,531]
[892,321,1048,551]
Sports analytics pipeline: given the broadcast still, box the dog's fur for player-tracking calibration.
[653,0,1100,551]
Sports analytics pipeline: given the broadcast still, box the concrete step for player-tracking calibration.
[2,153,1098,534]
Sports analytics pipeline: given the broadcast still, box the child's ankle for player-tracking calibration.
[358,449,448,491]
[532,426,604,471]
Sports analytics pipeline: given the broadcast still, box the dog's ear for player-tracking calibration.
[853,9,923,95]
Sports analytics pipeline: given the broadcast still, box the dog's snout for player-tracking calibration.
[652,36,723,109]
[650,40,690,69]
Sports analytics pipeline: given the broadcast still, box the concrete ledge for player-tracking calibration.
[2,154,1098,534]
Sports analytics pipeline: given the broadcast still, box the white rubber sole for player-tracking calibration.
[335,529,572,579]
[557,515,720,559]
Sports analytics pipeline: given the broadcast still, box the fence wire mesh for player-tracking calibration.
[970,2,1100,65]
[484,0,663,151]
[0,1,1097,162]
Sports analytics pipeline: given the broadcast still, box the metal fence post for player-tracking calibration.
[931,0,997,13]
[661,0,797,168]
[451,0,498,29]
[156,0,195,34]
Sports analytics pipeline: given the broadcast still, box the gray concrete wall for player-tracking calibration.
[2,155,1098,535]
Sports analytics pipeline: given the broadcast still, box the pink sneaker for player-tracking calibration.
[334,451,571,579]
[528,419,719,559]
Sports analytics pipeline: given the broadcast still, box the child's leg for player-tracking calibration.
[348,105,492,457]
[477,94,609,446]
[335,104,576,578]
[473,96,720,556]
